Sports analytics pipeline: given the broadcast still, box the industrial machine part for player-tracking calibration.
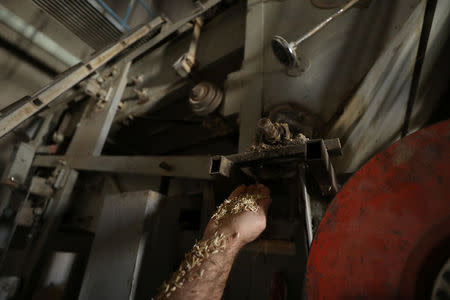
[298,165,313,248]
[0,17,164,139]
[401,0,438,137]
[0,1,446,298]
[133,88,151,104]
[0,4,226,299]
[18,167,79,299]
[128,74,144,86]
[51,112,72,145]
[173,17,203,77]
[0,143,35,188]
[432,258,450,300]
[0,0,222,139]
[305,139,339,196]
[0,276,20,299]
[33,155,214,180]
[210,137,341,198]
[32,0,127,50]
[257,118,291,144]
[78,190,163,300]
[189,82,223,116]
[306,120,450,299]
[210,138,342,176]
[271,0,360,67]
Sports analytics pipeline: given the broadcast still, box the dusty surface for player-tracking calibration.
[249,132,309,153]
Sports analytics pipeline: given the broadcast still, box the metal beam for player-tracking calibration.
[237,0,264,152]
[78,190,163,300]
[66,61,131,156]
[210,138,342,177]
[33,155,213,180]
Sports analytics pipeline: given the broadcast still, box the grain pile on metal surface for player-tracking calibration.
[249,133,310,153]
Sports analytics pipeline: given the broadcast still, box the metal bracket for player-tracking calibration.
[305,139,339,196]
[210,138,342,181]
[0,143,35,188]
[173,17,203,77]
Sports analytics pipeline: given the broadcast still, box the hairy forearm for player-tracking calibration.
[156,232,241,300]
[155,184,271,300]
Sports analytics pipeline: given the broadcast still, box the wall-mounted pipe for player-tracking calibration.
[0,4,80,67]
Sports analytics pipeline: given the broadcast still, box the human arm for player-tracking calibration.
[155,184,272,300]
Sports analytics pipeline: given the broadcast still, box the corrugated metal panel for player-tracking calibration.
[32,0,125,50]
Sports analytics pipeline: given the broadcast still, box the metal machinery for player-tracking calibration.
[306,120,450,300]
[0,0,448,299]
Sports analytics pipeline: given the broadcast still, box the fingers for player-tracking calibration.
[228,184,272,213]
[228,184,247,199]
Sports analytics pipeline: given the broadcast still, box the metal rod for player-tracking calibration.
[293,0,360,48]
[33,155,214,180]
[401,0,438,137]
[299,164,313,248]
[0,4,80,67]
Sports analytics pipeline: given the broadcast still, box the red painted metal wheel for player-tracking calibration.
[306,120,450,299]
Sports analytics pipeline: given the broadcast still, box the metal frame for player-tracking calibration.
[0,3,225,298]
[210,138,342,177]
[33,155,213,180]
[66,62,132,156]
[19,168,79,299]
[0,0,222,140]
[0,17,164,139]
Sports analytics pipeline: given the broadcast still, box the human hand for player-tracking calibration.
[204,184,272,249]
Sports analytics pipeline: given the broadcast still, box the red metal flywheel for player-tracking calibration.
[306,120,450,299]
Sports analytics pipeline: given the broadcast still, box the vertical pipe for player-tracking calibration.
[298,164,313,248]
[401,0,438,137]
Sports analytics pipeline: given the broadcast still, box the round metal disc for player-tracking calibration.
[306,120,450,299]
[271,36,297,67]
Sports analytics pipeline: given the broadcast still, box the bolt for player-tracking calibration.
[159,162,173,171]
[130,74,144,86]
[33,207,44,216]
